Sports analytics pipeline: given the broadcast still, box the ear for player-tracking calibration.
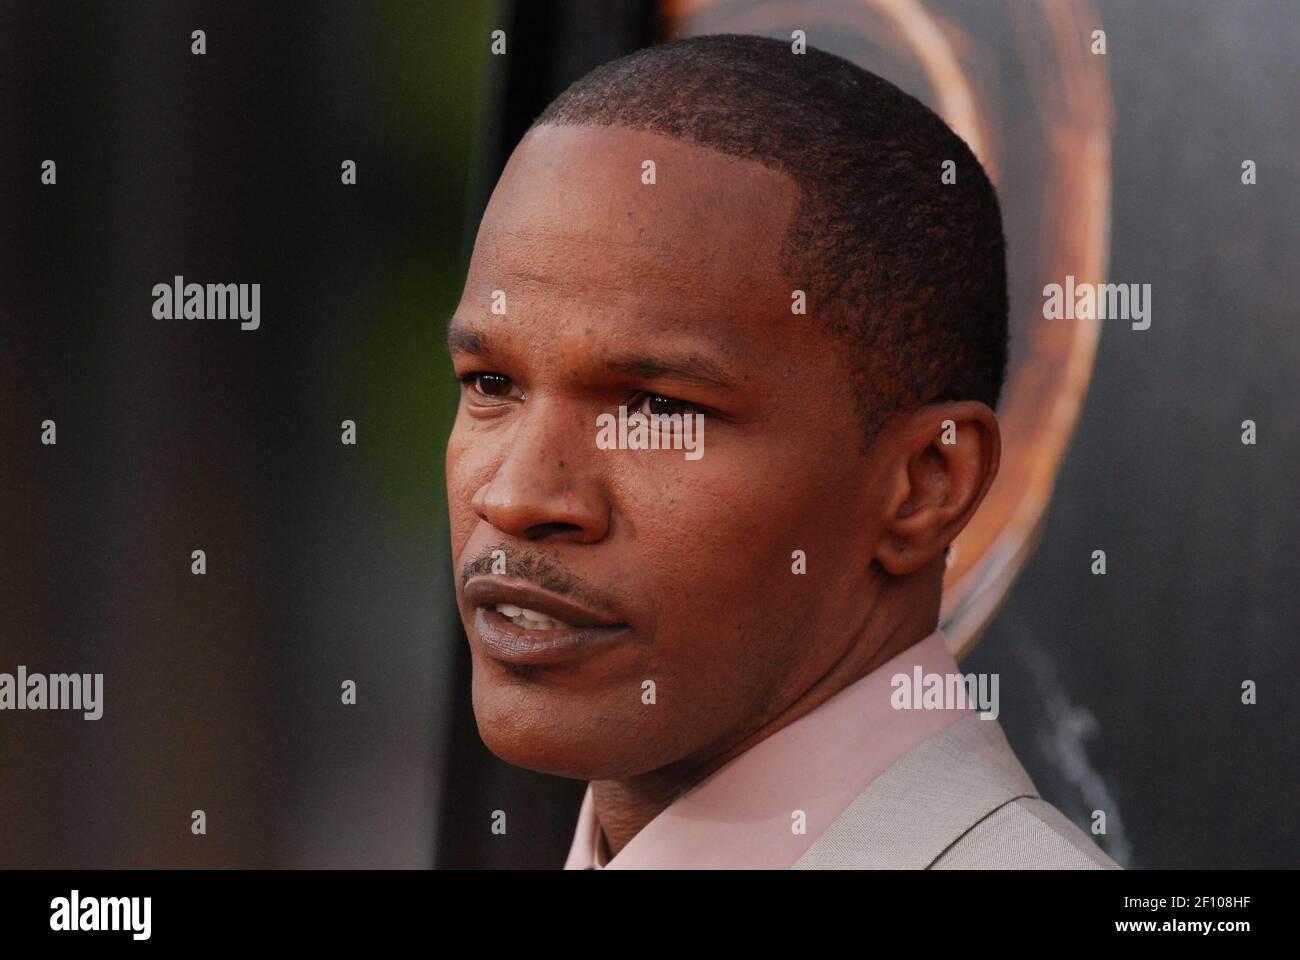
[873,401,1001,576]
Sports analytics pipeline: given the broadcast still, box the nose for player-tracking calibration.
[470,401,610,544]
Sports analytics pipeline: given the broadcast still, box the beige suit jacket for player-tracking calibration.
[794,713,1121,869]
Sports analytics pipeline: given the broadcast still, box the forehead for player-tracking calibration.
[465,124,802,341]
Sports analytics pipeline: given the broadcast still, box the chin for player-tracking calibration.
[470,677,596,779]
[469,673,661,780]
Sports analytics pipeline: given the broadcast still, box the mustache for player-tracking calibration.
[460,546,616,612]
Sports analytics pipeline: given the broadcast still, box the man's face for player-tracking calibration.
[446,124,893,780]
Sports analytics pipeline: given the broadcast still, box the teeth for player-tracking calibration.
[494,603,573,631]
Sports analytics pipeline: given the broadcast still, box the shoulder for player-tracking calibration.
[931,796,1121,870]
[794,714,1123,870]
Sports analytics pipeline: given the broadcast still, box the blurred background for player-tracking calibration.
[1,0,1296,869]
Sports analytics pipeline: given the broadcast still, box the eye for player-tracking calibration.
[633,393,708,419]
[461,372,522,400]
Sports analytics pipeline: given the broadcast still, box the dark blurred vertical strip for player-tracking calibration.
[0,1,123,867]
[0,0,487,868]
[433,0,662,868]
[0,1,288,866]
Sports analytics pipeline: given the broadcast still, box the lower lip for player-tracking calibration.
[472,606,630,666]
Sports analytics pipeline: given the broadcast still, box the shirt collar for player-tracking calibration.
[563,628,971,869]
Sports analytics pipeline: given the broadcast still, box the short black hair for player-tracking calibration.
[530,33,1008,444]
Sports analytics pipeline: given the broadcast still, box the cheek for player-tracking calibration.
[624,472,804,646]
[445,425,488,550]
[623,453,862,648]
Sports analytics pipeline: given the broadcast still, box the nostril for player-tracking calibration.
[520,522,582,538]
[523,522,584,540]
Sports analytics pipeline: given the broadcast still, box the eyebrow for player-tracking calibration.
[446,321,486,356]
[603,354,739,391]
[446,320,741,392]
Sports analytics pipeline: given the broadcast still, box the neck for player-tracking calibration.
[590,575,941,857]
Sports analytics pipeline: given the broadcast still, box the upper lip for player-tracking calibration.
[463,576,625,628]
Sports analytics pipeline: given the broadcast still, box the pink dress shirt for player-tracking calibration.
[564,629,973,869]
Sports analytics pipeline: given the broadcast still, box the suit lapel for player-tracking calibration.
[793,714,1039,869]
